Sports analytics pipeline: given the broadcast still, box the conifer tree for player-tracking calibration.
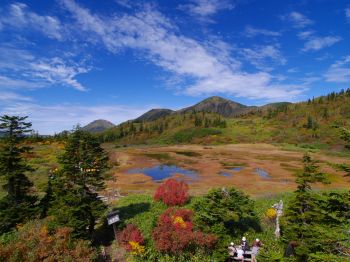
[283,154,329,260]
[48,128,108,239]
[0,115,37,234]
[333,128,350,176]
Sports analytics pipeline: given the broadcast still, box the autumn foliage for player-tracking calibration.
[152,208,217,254]
[0,219,96,262]
[154,179,189,206]
[117,224,145,255]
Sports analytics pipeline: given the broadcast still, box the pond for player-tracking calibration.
[219,171,233,177]
[230,167,244,172]
[254,168,271,179]
[126,165,198,181]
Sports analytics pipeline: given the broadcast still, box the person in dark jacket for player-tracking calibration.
[284,241,298,257]
[241,236,250,253]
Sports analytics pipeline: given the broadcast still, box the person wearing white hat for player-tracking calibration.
[227,242,236,261]
[241,236,250,253]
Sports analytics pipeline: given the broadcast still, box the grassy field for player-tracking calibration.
[105,143,350,197]
[1,141,349,203]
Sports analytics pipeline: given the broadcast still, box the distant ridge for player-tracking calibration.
[132,96,289,122]
[82,119,115,133]
[135,109,174,122]
[84,97,293,128]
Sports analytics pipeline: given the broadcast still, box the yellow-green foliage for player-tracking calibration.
[99,91,350,147]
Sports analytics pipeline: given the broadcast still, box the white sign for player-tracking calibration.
[107,214,120,225]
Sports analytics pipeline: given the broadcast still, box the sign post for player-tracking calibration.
[272,200,283,239]
[107,210,120,241]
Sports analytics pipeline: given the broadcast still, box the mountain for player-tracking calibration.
[260,102,292,110]
[178,96,249,117]
[82,119,115,133]
[98,90,350,146]
[135,109,174,122]
[132,96,291,122]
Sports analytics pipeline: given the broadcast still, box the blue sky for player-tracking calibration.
[0,0,349,134]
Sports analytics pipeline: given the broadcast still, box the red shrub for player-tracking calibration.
[192,231,218,249]
[117,224,144,251]
[154,179,189,206]
[152,208,217,254]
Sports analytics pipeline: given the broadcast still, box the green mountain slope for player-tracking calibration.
[135,109,174,122]
[82,119,115,133]
[98,90,350,148]
[177,96,250,117]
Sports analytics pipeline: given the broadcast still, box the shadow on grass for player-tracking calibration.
[118,202,151,221]
[93,202,151,246]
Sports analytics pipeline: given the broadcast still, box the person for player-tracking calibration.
[251,238,262,262]
[236,245,244,262]
[241,236,250,253]
[227,242,236,262]
[284,241,297,257]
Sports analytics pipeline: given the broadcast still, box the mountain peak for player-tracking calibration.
[82,119,115,133]
[178,96,247,117]
[135,108,174,122]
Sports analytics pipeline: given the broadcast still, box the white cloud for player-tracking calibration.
[0,2,63,40]
[297,30,314,40]
[325,56,350,83]
[346,8,350,20]
[283,11,313,28]
[240,45,286,71]
[0,46,90,91]
[0,75,45,90]
[60,0,304,101]
[0,91,32,102]
[0,102,155,134]
[302,36,341,52]
[287,68,298,73]
[30,58,90,91]
[179,0,234,21]
[115,0,133,8]
[244,26,281,37]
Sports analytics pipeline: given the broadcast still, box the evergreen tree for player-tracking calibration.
[48,129,108,239]
[0,115,37,234]
[333,128,350,176]
[282,154,329,261]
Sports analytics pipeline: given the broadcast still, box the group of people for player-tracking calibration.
[227,237,263,262]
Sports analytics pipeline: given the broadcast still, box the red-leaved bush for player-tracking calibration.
[154,179,189,206]
[152,208,217,254]
[117,224,144,251]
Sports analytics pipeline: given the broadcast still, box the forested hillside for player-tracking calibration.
[97,90,350,148]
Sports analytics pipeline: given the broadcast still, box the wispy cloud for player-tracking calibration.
[0,2,63,40]
[325,56,350,83]
[0,102,155,134]
[282,11,313,28]
[0,46,90,91]
[297,30,314,40]
[302,36,341,52]
[60,0,304,101]
[115,0,133,8]
[0,91,32,102]
[244,25,281,37]
[31,58,90,91]
[179,0,234,22]
[346,8,350,20]
[240,45,286,71]
[287,68,298,73]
